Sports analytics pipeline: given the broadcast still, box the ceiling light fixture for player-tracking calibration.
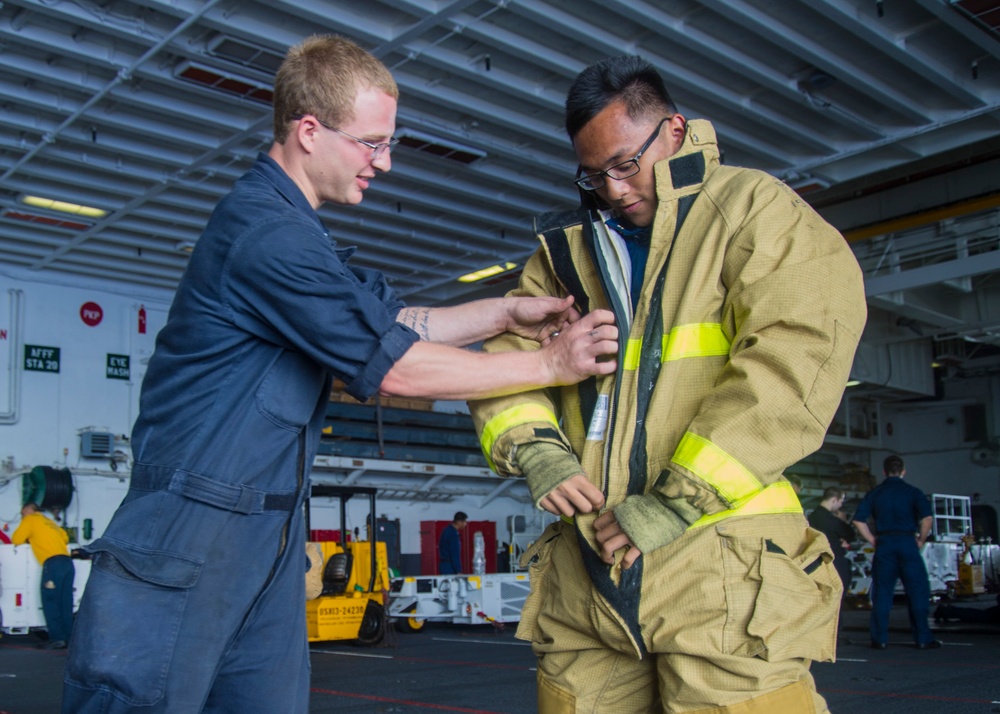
[396,128,487,164]
[3,209,90,231]
[207,34,284,74]
[845,380,862,387]
[174,60,274,104]
[20,195,108,218]
[458,262,518,283]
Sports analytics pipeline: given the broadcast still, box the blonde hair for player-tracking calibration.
[272,34,398,144]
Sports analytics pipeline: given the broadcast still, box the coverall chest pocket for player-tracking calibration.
[64,540,202,706]
[255,349,325,430]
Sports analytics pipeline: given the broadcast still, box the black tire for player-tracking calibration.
[355,601,387,646]
[395,614,426,633]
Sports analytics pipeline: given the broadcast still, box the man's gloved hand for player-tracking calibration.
[516,441,604,516]
[611,490,703,555]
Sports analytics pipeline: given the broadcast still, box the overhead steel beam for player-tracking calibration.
[0,0,226,187]
[867,293,966,329]
[699,0,930,124]
[480,478,515,508]
[584,0,872,150]
[913,0,1000,59]
[866,250,1000,296]
[503,1,824,160]
[817,0,986,106]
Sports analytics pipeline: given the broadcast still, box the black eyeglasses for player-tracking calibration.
[293,114,399,161]
[574,117,671,192]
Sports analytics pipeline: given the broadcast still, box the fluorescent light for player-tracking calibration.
[845,380,862,387]
[21,195,108,218]
[458,262,518,283]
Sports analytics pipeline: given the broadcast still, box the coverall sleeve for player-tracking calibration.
[914,491,933,520]
[439,528,462,572]
[853,492,874,523]
[468,249,574,477]
[656,178,868,514]
[225,218,420,403]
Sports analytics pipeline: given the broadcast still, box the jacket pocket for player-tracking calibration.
[722,527,838,663]
[64,538,202,706]
[515,521,562,643]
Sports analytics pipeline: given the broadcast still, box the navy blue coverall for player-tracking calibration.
[438,524,462,574]
[61,153,420,713]
[854,476,934,646]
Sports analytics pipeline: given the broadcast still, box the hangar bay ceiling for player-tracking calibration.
[2,0,1000,405]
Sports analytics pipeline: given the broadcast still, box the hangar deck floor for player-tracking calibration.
[1,596,998,713]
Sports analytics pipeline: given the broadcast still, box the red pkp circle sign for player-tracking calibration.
[80,301,103,327]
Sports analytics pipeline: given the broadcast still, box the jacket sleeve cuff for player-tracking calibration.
[613,492,702,554]
[516,442,585,508]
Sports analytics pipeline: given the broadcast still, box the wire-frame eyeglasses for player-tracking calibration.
[293,114,399,161]
[574,117,671,192]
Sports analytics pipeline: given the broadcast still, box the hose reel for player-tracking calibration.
[21,466,74,511]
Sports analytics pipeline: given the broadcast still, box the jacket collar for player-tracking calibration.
[652,118,720,203]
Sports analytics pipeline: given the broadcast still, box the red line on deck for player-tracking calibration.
[311,688,506,713]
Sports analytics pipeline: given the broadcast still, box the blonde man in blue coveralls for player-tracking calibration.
[61,35,618,714]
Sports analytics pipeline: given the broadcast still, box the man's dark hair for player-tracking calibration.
[822,487,845,501]
[884,454,905,476]
[454,511,468,523]
[564,55,678,140]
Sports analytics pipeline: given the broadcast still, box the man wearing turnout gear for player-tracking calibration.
[469,55,867,713]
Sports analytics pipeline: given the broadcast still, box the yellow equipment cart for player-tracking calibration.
[305,484,392,645]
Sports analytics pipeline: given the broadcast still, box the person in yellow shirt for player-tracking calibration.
[11,503,75,649]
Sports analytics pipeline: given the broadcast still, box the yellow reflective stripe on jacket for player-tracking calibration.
[689,480,802,528]
[663,323,730,362]
[479,404,560,471]
[672,432,763,504]
[622,324,730,371]
[624,339,643,370]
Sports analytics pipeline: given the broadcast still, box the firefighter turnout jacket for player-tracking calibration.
[470,119,867,654]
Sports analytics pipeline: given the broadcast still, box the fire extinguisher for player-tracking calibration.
[138,305,147,334]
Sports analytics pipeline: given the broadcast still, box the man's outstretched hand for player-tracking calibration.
[539,309,617,384]
[504,295,581,343]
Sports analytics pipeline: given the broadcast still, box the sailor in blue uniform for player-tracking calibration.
[853,454,940,649]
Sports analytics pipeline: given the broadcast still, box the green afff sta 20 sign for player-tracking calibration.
[24,345,60,373]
